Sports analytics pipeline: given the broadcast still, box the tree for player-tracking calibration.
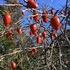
[0,0,70,70]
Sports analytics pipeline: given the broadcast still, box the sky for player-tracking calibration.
[0,0,5,4]
[37,0,66,9]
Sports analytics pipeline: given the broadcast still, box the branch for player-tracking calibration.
[0,46,50,61]
[1,49,22,57]
[0,4,23,7]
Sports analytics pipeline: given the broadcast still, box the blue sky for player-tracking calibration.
[37,0,66,9]
[0,0,5,4]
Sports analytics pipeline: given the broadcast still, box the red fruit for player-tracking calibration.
[13,40,16,45]
[6,34,12,38]
[41,40,44,44]
[33,10,39,21]
[6,30,12,38]
[22,11,24,15]
[50,16,60,30]
[32,31,37,36]
[29,31,32,35]
[3,13,11,27]
[33,14,39,21]
[27,0,38,8]
[17,28,22,34]
[51,9,54,15]
[56,25,60,30]
[36,36,41,44]
[32,48,37,53]
[11,62,16,70]
[30,24,37,32]
[7,64,11,67]
[9,9,12,13]
[29,30,37,36]
[12,24,15,27]
[42,12,48,22]
[22,10,26,15]
[42,31,46,38]
[64,60,69,65]
[29,50,34,56]
[60,10,63,14]
[52,33,57,38]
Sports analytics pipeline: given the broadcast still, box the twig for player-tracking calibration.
[0,4,23,7]
[1,50,22,57]
[0,46,49,60]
